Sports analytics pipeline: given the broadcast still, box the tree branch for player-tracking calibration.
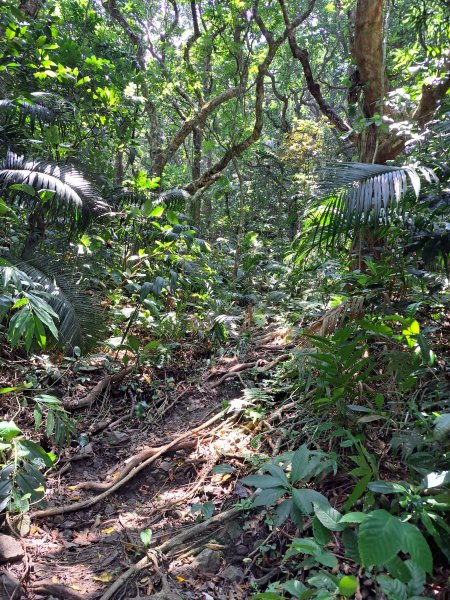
[278,0,357,144]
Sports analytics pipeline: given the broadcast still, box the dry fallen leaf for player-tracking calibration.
[101,527,115,534]
[93,572,114,583]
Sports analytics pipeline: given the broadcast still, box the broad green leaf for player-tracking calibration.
[376,575,407,600]
[274,498,293,527]
[264,463,290,487]
[313,504,343,531]
[400,521,433,574]
[312,516,332,545]
[291,445,310,483]
[368,481,409,494]
[252,487,285,508]
[358,510,403,567]
[242,474,287,489]
[292,488,329,514]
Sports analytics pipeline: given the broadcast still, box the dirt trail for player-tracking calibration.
[3,327,292,600]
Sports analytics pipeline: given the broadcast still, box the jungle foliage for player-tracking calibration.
[0,0,449,597]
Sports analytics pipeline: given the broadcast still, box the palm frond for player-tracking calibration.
[313,162,438,248]
[6,255,106,352]
[0,152,109,224]
[156,189,191,211]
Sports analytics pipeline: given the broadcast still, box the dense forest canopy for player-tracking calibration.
[0,0,449,599]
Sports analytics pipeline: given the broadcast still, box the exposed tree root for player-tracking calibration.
[62,366,134,410]
[31,409,229,519]
[258,353,291,372]
[209,361,262,388]
[98,499,252,600]
[77,439,195,492]
[29,582,90,600]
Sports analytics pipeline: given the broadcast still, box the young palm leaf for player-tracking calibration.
[313,162,437,248]
[0,152,109,225]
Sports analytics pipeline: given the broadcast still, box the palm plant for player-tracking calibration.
[1,256,105,352]
[0,151,110,352]
[298,162,438,256]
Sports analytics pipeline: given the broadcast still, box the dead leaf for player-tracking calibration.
[93,572,114,583]
[101,527,115,534]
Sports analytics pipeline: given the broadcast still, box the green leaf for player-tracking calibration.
[252,594,284,600]
[400,521,433,574]
[0,421,21,441]
[292,488,329,514]
[342,528,360,562]
[339,512,368,524]
[264,463,290,487]
[313,504,343,531]
[274,499,293,527]
[252,487,285,508]
[212,464,236,474]
[242,474,287,489]
[149,205,164,217]
[140,528,152,547]
[368,481,408,494]
[282,580,307,596]
[312,516,332,545]
[358,510,403,567]
[376,575,407,600]
[291,445,310,483]
[315,550,338,568]
[343,474,372,511]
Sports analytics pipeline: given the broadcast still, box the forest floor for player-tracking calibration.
[1,324,297,600]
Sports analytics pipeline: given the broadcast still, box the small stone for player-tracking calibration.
[192,549,222,573]
[223,520,242,542]
[234,482,249,498]
[107,431,130,445]
[78,442,94,456]
[236,544,248,555]
[221,565,245,582]
[0,570,22,596]
[158,460,173,473]
[63,520,76,529]
[0,535,24,563]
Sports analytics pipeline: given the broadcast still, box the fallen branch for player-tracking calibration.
[31,409,229,519]
[62,366,134,410]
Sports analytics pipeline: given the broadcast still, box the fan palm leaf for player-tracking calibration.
[4,255,105,352]
[312,162,438,248]
[0,152,109,224]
